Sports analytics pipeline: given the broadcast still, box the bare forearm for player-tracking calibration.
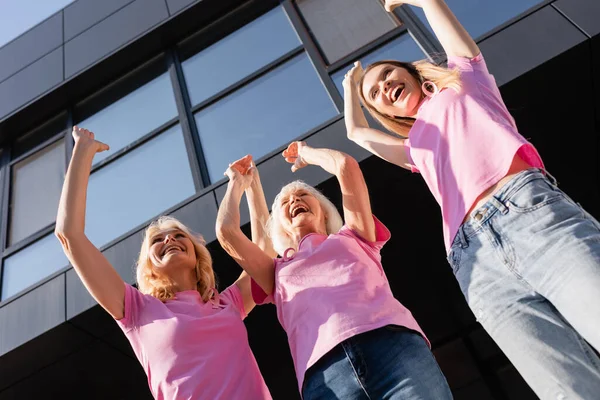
[420,0,479,58]
[216,182,245,238]
[55,143,95,236]
[344,84,370,133]
[246,177,277,257]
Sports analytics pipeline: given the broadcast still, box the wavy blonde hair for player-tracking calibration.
[359,59,462,137]
[136,216,216,302]
[267,181,343,256]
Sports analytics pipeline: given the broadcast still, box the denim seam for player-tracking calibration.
[341,342,371,400]
[506,194,564,213]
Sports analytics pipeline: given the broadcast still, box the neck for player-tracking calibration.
[291,225,327,248]
[168,267,198,293]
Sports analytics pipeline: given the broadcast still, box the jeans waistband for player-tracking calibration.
[453,168,555,248]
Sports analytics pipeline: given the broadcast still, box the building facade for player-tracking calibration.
[0,0,598,398]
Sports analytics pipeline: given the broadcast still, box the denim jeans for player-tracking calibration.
[448,169,600,399]
[302,326,452,400]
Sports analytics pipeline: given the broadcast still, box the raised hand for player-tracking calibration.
[342,61,364,91]
[72,126,109,154]
[225,154,255,191]
[384,0,426,12]
[282,141,308,172]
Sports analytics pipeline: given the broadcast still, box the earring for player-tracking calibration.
[421,80,439,97]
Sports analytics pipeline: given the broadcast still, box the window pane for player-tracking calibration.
[296,0,400,64]
[85,125,195,247]
[9,139,65,245]
[2,233,68,300]
[194,53,337,183]
[182,6,300,106]
[77,73,177,165]
[411,0,544,40]
[332,33,426,95]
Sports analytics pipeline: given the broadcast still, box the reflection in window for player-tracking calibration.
[182,6,300,106]
[296,0,400,64]
[85,125,195,247]
[9,139,65,245]
[77,73,177,165]
[331,34,426,95]
[411,0,543,40]
[1,233,68,300]
[194,53,337,182]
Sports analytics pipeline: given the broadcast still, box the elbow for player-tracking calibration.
[346,127,358,142]
[338,153,360,175]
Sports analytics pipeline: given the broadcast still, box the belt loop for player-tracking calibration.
[542,168,558,187]
[458,225,468,249]
[489,197,508,215]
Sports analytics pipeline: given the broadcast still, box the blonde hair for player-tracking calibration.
[359,59,462,137]
[136,216,216,302]
[267,181,343,256]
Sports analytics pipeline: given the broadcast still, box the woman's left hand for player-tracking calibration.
[225,154,255,190]
[283,141,308,172]
[384,0,427,12]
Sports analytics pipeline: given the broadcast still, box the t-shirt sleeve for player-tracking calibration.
[447,53,488,73]
[115,283,147,332]
[337,215,391,253]
[219,284,247,320]
[251,273,276,306]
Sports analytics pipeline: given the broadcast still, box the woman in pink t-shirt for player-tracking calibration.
[55,127,271,400]
[217,144,452,399]
[344,0,600,398]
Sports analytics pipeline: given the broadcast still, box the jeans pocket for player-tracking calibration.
[447,247,462,274]
[506,178,564,213]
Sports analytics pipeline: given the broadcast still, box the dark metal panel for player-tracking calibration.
[170,191,219,243]
[554,0,600,37]
[0,47,63,123]
[64,0,135,41]
[64,0,169,78]
[478,6,587,86]
[66,229,144,320]
[166,0,199,16]
[0,322,94,393]
[0,12,63,84]
[0,274,65,356]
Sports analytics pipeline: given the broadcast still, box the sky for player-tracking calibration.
[0,0,75,48]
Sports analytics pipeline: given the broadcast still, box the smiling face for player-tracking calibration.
[148,228,197,273]
[277,187,327,237]
[361,62,423,119]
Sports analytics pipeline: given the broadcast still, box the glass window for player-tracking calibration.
[331,33,426,95]
[77,73,178,165]
[9,139,65,246]
[194,53,338,182]
[296,0,400,64]
[410,0,544,40]
[85,125,195,247]
[1,233,68,300]
[182,6,301,106]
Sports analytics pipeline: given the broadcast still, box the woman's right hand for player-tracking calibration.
[72,126,109,154]
[342,61,364,92]
[384,0,427,12]
[225,154,255,191]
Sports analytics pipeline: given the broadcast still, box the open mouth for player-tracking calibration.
[290,204,309,219]
[162,244,184,257]
[391,84,405,103]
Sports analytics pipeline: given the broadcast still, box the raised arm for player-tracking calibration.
[216,162,275,296]
[283,142,376,242]
[344,62,412,170]
[55,127,125,320]
[386,0,479,58]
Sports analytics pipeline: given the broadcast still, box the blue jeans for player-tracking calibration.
[302,326,452,400]
[448,169,600,399]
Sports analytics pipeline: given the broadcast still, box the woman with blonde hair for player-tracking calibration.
[217,144,452,399]
[55,126,271,400]
[344,0,600,397]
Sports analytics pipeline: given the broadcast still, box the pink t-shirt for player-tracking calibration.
[252,216,428,392]
[116,283,271,400]
[404,53,544,251]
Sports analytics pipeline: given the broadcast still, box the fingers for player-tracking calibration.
[97,141,110,152]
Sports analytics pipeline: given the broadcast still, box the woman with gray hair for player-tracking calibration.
[216,142,451,399]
